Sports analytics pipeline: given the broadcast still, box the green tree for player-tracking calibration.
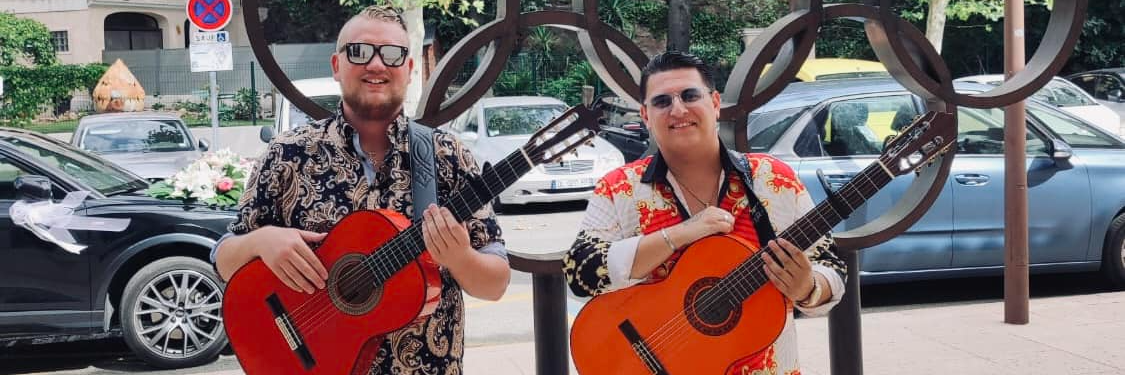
[0,12,57,67]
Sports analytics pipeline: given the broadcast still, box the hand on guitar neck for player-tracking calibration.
[762,238,828,308]
[630,206,736,279]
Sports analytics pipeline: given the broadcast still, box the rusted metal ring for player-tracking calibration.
[413,0,648,126]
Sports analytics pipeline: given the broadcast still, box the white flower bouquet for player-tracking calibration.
[146,149,256,208]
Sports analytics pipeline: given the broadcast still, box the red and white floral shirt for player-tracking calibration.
[563,145,847,375]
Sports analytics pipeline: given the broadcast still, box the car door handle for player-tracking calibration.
[822,174,854,189]
[955,174,991,186]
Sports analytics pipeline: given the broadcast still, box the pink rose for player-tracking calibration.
[216,177,235,192]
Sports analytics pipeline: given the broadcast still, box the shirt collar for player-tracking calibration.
[640,140,748,184]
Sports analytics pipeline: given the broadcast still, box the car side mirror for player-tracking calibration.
[1051,139,1073,161]
[1111,90,1125,103]
[15,175,53,201]
[198,138,210,152]
[259,125,276,143]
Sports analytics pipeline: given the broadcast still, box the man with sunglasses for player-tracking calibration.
[211,5,510,374]
[563,51,846,373]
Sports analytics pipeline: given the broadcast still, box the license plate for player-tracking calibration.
[551,178,596,189]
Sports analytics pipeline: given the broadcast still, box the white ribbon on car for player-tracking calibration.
[9,191,131,254]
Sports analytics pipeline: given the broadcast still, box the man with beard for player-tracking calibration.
[564,51,846,373]
[211,5,510,373]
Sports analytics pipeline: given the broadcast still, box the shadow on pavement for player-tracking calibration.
[496,200,587,216]
[858,272,1115,311]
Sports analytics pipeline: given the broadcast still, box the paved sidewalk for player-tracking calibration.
[464,291,1125,375]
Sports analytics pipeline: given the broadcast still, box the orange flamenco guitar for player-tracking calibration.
[221,106,602,375]
[570,111,955,375]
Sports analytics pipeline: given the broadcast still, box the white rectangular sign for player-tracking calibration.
[189,42,233,72]
[192,31,230,44]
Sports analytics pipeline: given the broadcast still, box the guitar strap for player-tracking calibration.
[408,121,437,224]
[732,151,778,248]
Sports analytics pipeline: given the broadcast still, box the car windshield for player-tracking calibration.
[484,104,567,137]
[289,95,342,129]
[747,106,809,152]
[1029,105,1125,148]
[815,71,891,81]
[6,135,148,195]
[80,119,194,153]
[982,79,1094,107]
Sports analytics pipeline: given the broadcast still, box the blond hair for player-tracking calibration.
[335,5,408,51]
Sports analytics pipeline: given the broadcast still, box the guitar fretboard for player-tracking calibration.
[358,148,535,284]
[719,159,895,302]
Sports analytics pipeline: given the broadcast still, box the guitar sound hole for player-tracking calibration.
[337,263,377,304]
[683,277,741,336]
[327,254,383,316]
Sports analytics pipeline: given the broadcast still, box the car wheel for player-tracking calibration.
[120,256,227,369]
[1103,214,1125,289]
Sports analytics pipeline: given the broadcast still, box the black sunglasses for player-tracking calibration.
[646,87,711,109]
[340,42,409,67]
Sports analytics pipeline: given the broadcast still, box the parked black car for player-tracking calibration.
[597,96,652,162]
[0,128,235,368]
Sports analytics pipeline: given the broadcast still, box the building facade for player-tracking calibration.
[1,0,254,65]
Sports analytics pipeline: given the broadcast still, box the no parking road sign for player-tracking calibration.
[187,0,233,31]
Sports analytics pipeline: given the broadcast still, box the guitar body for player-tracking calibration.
[571,235,787,375]
[223,209,442,375]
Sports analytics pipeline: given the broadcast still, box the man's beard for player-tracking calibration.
[344,87,404,121]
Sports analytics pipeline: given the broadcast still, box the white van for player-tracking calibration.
[260,77,341,142]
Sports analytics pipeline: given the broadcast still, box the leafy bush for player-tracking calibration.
[231,88,259,120]
[0,64,106,125]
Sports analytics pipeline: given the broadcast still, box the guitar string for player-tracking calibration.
[643,168,885,355]
[287,144,557,332]
[637,168,889,358]
[292,148,534,332]
[290,146,533,328]
[649,171,885,358]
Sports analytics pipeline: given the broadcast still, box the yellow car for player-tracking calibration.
[765,58,890,82]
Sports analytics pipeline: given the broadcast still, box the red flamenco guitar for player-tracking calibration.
[570,111,956,375]
[222,106,601,375]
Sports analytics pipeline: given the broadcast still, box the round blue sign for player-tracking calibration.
[187,0,233,31]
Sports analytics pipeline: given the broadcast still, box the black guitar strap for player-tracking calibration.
[732,151,777,248]
[408,121,437,223]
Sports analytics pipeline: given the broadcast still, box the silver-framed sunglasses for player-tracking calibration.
[340,42,408,67]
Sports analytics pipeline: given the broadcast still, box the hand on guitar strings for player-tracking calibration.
[761,238,818,306]
[421,204,474,269]
[253,226,329,294]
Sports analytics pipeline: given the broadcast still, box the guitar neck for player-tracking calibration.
[363,147,536,284]
[724,158,896,301]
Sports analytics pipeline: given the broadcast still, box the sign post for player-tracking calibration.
[187,0,233,149]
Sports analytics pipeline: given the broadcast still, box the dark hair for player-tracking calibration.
[639,51,716,99]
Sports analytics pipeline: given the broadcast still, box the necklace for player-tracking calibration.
[668,168,717,212]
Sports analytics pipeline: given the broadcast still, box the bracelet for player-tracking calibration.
[659,228,677,252]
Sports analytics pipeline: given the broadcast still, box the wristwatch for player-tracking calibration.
[797,275,822,308]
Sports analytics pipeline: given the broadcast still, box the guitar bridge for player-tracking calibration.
[267,294,317,370]
[618,320,669,375]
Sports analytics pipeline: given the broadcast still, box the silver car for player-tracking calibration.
[72,112,209,182]
[444,96,625,208]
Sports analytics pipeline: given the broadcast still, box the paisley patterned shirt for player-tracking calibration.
[563,144,846,375]
[227,110,505,374]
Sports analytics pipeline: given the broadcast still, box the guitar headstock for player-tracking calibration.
[880,110,956,176]
[522,105,602,165]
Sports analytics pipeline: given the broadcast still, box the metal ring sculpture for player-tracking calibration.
[243,0,1087,263]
